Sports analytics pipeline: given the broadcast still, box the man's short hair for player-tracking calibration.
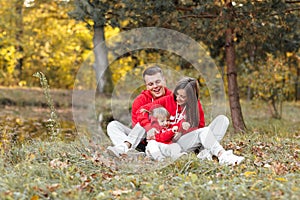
[142,65,163,79]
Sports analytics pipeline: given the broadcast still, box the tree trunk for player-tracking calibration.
[93,23,113,94]
[296,62,300,101]
[224,0,246,133]
[225,28,246,132]
[15,0,24,80]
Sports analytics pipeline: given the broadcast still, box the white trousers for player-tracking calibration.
[107,115,229,156]
[176,115,229,156]
[106,121,146,149]
[146,140,183,161]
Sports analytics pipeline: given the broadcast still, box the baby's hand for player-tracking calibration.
[146,128,157,140]
[182,122,191,130]
[172,132,182,142]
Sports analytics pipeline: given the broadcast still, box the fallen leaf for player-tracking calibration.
[272,162,288,175]
[47,183,60,192]
[275,177,287,182]
[142,196,151,200]
[244,171,256,177]
[30,195,39,200]
[264,163,272,168]
[49,158,68,169]
[159,184,164,191]
[112,189,132,196]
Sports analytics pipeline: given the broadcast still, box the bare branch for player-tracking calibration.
[285,0,300,3]
[270,6,300,16]
[178,14,218,19]
[176,6,193,12]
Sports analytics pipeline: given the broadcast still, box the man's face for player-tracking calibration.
[144,73,166,99]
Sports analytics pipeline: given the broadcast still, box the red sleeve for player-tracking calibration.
[172,101,205,134]
[155,129,175,144]
[137,112,152,131]
[131,95,148,127]
[173,120,197,135]
[198,101,205,128]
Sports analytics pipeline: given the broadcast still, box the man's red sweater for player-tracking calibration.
[131,87,172,127]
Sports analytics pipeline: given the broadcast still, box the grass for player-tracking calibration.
[0,87,299,199]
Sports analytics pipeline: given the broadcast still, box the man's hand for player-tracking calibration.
[146,128,157,140]
[139,108,149,113]
[182,122,191,130]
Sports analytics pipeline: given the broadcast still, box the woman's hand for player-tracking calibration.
[182,122,191,130]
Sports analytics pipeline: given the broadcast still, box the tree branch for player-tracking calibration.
[176,6,193,12]
[285,0,300,3]
[178,14,218,19]
[269,6,300,16]
[285,6,300,12]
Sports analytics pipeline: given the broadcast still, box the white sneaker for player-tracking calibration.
[197,149,213,161]
[107,143,129,158]
[218,150,245,166]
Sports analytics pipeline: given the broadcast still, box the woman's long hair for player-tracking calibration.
[173,77,200,127]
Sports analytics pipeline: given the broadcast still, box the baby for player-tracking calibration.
[145,107,189,161]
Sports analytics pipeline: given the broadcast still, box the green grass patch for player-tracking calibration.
[0,88,299,199]
[0,135,299,199]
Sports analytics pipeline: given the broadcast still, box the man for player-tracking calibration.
[107,65,172,157]
[107,66,233,163]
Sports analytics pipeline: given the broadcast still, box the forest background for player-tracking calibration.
[1,0,300,123]
[0,0,299,199]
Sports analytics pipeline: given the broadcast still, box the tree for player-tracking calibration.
[116,0,299,132]
[295,53,300,101]
[223,0,246,131]
[69,0,121,94]
[0,0,93,88]
[0,0,25,85]
[23,0,92,88]
[250,54,293,119]
[14,0,25,79]
[117,0,247,132]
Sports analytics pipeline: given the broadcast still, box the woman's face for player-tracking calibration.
[176,89,187,106]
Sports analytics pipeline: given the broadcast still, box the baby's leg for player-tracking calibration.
[146,140,166,161]
[162,143,186,160]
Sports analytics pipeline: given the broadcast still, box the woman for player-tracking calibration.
[137,77,244,165]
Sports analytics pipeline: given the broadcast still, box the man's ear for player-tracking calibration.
[162,77,167,86]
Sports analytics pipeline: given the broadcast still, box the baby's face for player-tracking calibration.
[157,115,169,127]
